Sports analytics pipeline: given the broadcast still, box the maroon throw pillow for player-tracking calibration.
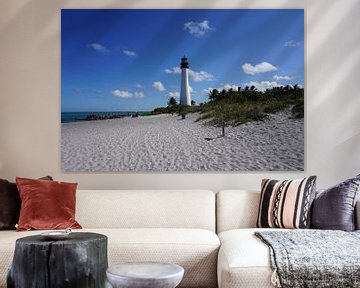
[0,176,53,230]
[16,177,82,231]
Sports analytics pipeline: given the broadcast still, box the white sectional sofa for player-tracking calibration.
[0,190,219,288]
[1,189,359,288]
[216,190,360,288]
[216,190,274,288]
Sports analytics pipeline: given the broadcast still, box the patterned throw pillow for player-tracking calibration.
[257,176,317,229]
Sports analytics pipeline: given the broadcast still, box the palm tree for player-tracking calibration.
[167,97,178,115]
[168,97,177,106]
[209,89,219,102]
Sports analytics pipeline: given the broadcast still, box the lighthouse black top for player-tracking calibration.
[180,56,189,69]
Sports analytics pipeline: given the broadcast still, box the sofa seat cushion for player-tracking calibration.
[0,228,219,288]
[218,228,281,288]
[101,228,220,288]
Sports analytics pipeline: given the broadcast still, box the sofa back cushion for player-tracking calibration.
[216,190,260,233]
[76,190,216,231]
[217,189,360,233]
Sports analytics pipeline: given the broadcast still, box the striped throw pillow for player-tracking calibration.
[257,176,317,229]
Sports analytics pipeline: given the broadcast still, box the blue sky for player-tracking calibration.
[61,9,304,112]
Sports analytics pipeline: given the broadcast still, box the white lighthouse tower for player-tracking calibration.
[180,56,191,106]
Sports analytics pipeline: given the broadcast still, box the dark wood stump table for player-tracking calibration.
[7,232,108,288]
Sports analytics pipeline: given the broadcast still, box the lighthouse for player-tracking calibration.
[180,56,191,106]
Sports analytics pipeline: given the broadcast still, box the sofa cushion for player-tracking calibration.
[216,190,260,233]
[311,174,360,231]
[16,177,82,231]
[76,190,216,231]
[257,177,317,229]
[0,228,219,288]
[217,228,277,288]
[104,228,219,288]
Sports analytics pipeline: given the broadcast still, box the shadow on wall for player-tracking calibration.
[0,1,70,34]
[307,0,360,155]
[0,0,150,43]
[308,0,360,107]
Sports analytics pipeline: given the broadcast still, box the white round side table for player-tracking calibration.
[106,262,184,288]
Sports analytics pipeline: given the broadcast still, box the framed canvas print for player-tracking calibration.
[61,9,304,172]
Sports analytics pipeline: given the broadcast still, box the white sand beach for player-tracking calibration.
[61,110,304,171]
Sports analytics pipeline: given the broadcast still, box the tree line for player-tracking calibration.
[151,84,304,136]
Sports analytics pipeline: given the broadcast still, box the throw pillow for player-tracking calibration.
[0,176,53,230]
[16,177,82,231]
[311,174,360,231]
[0,179,20,230]
[257,176,317,229]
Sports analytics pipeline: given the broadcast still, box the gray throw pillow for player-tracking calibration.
[311,174,360,231]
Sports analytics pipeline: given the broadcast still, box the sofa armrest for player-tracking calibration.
[356,200,360,230]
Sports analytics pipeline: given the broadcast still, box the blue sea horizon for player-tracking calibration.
[61,111,151,123]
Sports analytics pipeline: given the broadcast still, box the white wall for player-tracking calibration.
[0,0,359,190]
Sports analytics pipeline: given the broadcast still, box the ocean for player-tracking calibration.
[61,111,150,123]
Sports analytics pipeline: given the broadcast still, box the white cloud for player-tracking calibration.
[86,43,110,53]
[135,84,143,89]
[152,81,166,92]
[165,67,181,74]
[242,62,278,75]
[274,75,293,80]
[184,20,214,37]
[204,84,238,94]
[123,49,137,57]
[222,83,238,91]
[112,90,132,98]
[165,67,214,82]
[167,91,180,99]
[189,70,214,82]
[112,90,144,98]
[244,81,282,92]
[284,40,301,47]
